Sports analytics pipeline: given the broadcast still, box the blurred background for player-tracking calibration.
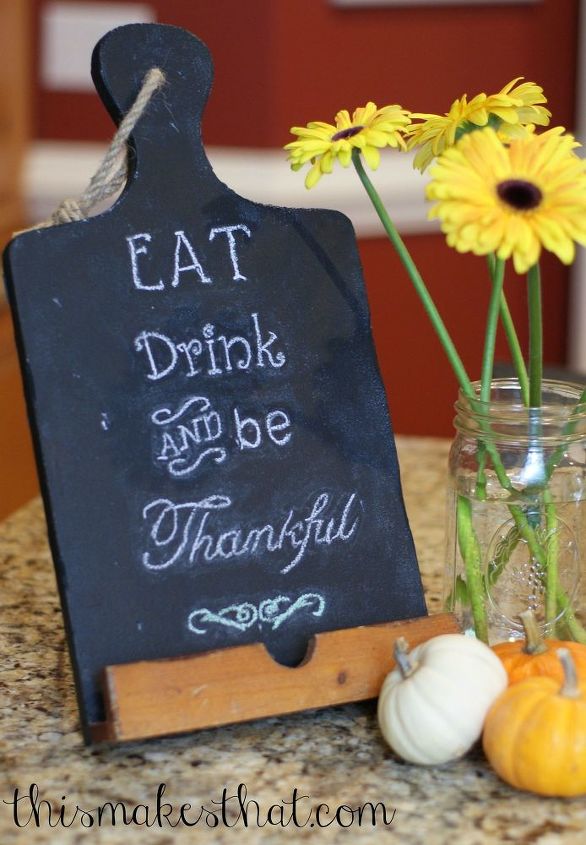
[0,0,584,518]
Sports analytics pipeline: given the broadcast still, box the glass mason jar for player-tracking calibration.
[444,379,586,645]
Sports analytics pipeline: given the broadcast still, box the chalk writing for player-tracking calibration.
[126,233,162,291]
[130,220,363,643]
[187,591,325,635]
[1,18,424,738]
[259,593,325,630]
[171,230,212,288]
[209,224,251,281]
[150,396,292,477]
[142,492,361,572]
[134,313,286,382]
[233,407,292,451]
[142,494,232,570]
[152,396,227,477]
[188,601,257,634]
[127,224,250,291]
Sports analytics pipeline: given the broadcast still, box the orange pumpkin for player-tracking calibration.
[483,649,586,796]
[492,609,586,685]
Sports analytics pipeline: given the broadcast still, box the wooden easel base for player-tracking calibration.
[89,613,458,744]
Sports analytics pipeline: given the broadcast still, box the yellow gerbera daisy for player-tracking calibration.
[426,127,586,274]
[407,78,551,172]
[285,102,411,189]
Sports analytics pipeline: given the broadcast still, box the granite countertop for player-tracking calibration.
[1,436,585,844]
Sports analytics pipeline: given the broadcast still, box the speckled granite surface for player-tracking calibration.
[1,437,585,844]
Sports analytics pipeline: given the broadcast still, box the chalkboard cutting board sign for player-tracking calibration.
[3,23,432,742]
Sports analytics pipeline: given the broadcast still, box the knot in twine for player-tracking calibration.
[37,67,166,229]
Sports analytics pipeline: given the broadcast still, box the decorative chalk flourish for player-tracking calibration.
[187,592,326,636]
[259,593,325,630]
[187,602,258,635]
[141,491,361,572]
[151,395,227,477]
[151,396,212,426]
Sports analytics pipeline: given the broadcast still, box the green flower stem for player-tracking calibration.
[546,385,586,476]
[556,588,586,642]
[486,255,529,406]
[545,493,558,626]
[352,151,586,642]
[352,151,472,399]
[527,263,543,408]
[541,384,586,638]
[545,386,586,632]
[500,298,530,404]
[353,153,490,638]
[474,450,488,502]
[481,258,505,401]
[507,504,544,560]
[526,262,553,618]
[352,154,521,490]
[354,151,524,608]
[509,501,586,642]
[475,258,506,499]
[481,497,586,643]
[483,265,581,639]
[353,150,518,482]
[457,496,489,642]
[487,525,520,587]
[475,261,528,503]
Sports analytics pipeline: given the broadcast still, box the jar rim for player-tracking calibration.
[457,378,586,414]
[454,378,586,441]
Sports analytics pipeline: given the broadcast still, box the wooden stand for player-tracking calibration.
[89,613,458,743]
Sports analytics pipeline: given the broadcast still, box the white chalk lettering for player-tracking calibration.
[202,324,222,375]
[152,396,227,477]
[171,230,212,287]
[266,410,291,446]
[127,224,255,291]
[142,491,361,572]
[187,591,325,636]
[134,331,177,381]
[217,334,252,372]
[233,407,292,451]
[150,397,291,477]
[133,313,286,382]
[233,408,262,450]
[127,232,165,291]
[176,339,203,376]
[209,224,251,281]
[252,312,286,368]
[159,431,180,460]
[142,495,232,570]
[258,593,325,630]
[188,602,258,634]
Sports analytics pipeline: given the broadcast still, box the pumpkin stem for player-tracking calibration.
[394,637,417,679]
[557,648,581,699]
[519,609,548,655]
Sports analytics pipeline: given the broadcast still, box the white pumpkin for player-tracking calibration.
[377,633,507,765]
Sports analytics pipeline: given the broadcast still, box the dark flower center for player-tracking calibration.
[497,179,543,211]
[331,125,364,141]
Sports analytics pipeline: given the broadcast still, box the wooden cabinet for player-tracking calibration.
[0,0,33,519]
[0,307,38,518]
[0,0,29,245]
[0,0,581,517]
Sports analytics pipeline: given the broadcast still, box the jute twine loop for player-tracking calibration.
[30,66,166,230]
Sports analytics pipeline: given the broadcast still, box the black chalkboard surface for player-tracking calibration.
[3,23,425,738]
